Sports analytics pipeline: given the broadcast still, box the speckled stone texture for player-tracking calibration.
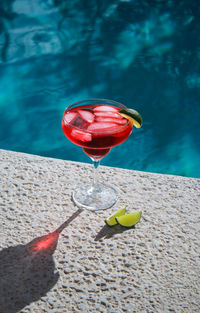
[0,149,199,313]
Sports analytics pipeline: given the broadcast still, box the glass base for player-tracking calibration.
[72,183,118,211]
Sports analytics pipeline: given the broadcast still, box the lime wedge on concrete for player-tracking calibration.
[116,211,142,227]
[105,207,126,226]
[118,108,143,128]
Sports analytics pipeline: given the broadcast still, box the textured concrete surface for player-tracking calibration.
[0,149,199,313]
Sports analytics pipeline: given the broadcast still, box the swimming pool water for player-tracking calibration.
[0,0,200,178]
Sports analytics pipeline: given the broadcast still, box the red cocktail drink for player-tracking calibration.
[62,104,133,160]
[62,99,133,211]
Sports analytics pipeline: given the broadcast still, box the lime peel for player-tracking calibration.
[119,108,143,128]
[104,207,126,226]
[115,211,142,228]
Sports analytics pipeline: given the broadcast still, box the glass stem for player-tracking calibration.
[93,159,100,188]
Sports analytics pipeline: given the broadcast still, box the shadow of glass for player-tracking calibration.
[0,208,83,313]
[95,224,134,241]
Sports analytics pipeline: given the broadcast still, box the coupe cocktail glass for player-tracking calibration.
[62,99,133,210]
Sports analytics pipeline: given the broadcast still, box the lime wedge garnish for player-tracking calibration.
[115,211,142,227]
[105,207,126,226]
[118,108,143,128]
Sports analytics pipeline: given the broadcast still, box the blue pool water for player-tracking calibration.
[0,0,200,178]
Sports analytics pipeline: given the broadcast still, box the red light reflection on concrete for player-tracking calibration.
[29,209,83,253]
[31,232,59,252]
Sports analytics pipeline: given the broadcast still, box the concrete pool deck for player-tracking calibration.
[0,149,199,313]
